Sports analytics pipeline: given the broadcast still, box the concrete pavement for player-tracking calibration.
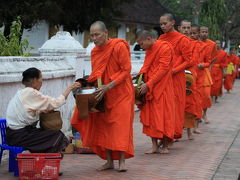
[1,81,240,180]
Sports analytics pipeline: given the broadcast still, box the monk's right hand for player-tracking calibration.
[139,83,149,95]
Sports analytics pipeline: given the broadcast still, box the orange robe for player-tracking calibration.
[199,40,217,109]
[236,57,240,79]
[232,55,240,79]
[138,40,175,140]
[224,55,238,90]
[210,49,227,96]
[184,40,201,128]
[196,42,208,112]
[159,31,192,139]
[71,39,134,160]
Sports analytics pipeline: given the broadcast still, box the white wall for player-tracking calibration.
[0,56,76,133]
[72,31,84,46]
[117,23,126,39]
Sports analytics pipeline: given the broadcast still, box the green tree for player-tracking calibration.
[199,0,227,40]
[159,0,240,46]
[0,0,42,37]
[223,0,240,46]
[0,17,33,56]
[0,0,133,37]
[159,0,195,22]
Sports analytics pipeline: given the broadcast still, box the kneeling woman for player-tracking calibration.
[6,67,81,153]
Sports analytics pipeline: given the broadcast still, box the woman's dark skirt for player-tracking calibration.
[6,125,69,153]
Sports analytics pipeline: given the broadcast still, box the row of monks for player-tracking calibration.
[71,13,240,171]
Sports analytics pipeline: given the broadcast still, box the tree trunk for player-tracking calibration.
[3,23,11,37]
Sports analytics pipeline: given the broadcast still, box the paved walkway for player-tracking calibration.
[1,81,240,180]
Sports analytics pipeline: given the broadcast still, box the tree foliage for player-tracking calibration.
[224,0,240,45]
[0,0,133,36]
[199,0,228,41]
[0,17,32,56]
[159,0,240,45]
[0,0,41,36]
[159,0,195,22]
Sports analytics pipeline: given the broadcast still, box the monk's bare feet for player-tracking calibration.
[167,141,174,147]
[145,138,160,154]
[118,152,127,172]
[204,117,209,124]
[157,140,163,148]
[118,162,127,172]
[193,129,203,134]
[145,147,159,154]
[160,147,169,154]
[214,96,218,103]
[97,162,114,171]
[174,139,179,142]
[187,129,194,140]
[188,134,194,140]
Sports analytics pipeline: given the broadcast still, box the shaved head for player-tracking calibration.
[215,40,221,50]
[190,24,200,40]
[136,30,157,39]
[178,20,191,37]
[160,13,175,33]
[199,26,209,41]
[180,20,191,26]
[200,26,208,30]
[161,13,175,21]
[191,24,200,31]
[136,30,156,50]
[90,21,107,31]
[90,20,108,46]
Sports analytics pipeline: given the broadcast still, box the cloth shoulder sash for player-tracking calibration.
[87,39,130,83]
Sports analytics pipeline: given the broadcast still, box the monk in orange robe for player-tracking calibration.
[236,57,240,79]
[228,48,240,81]
[199,26,217,124]
[224,48,239,92]
[231,49,240,82]
[159,14,192,139]
[234,57,240,79]
[136,30,175,154]
[210,40,227,103]
[189,25,204,134]
[178,20,199,140]
[71,21,134,172]
[235,56,240,79]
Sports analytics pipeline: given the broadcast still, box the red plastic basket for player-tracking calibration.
[17,153,63,180]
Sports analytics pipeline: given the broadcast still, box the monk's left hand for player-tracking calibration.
[95,85,108,101]
[95,81,116,101]
[139,83,149,95]
[172,69,176,74]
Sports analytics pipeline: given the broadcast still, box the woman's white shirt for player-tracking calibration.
[6,87,66,130]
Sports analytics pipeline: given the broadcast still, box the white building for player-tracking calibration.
[19,0,168,54]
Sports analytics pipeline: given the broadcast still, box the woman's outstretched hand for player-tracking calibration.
[63,82,82,99]
[69,82,82,90]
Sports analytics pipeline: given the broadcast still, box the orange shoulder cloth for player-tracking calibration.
[87,39,130,83]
